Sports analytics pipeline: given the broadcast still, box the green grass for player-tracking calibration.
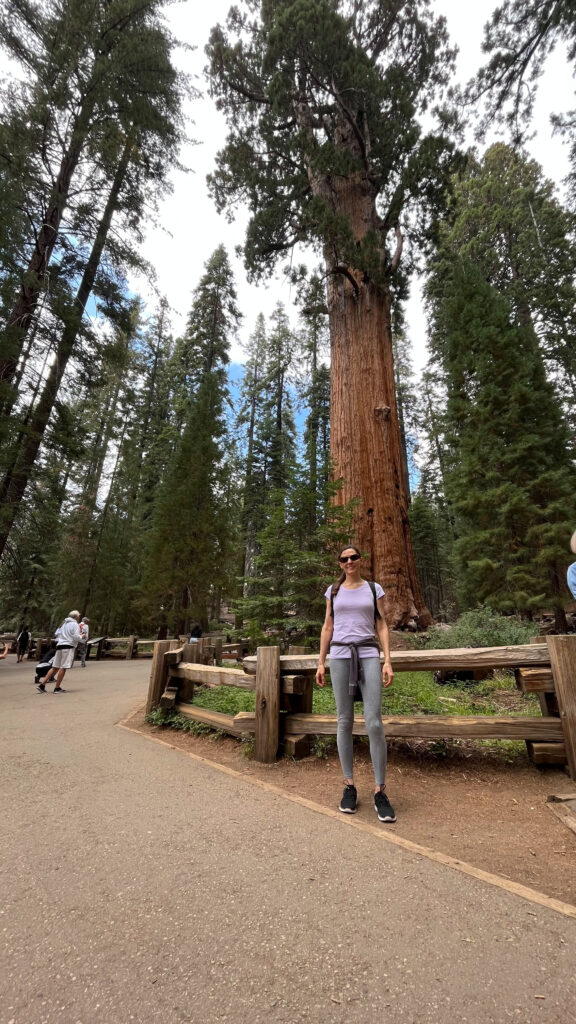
[189,686,256,715]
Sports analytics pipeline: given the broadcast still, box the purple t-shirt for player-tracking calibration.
[325,581,384,659]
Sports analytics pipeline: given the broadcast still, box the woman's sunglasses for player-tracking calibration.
[339,553,360,563]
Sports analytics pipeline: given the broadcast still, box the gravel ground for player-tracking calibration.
[1,656,576,1024]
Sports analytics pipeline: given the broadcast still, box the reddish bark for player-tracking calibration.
[320,172,432,628]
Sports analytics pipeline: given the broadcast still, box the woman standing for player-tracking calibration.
[316,546,396,822]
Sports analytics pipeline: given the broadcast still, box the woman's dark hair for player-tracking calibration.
[332,545,362,597]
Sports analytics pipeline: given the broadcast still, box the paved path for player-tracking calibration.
[1,656,575,1024]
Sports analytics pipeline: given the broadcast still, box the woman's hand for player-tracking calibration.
[316,663,326,687]
[382,660,394,688]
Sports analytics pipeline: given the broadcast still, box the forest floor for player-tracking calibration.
[130,705,576,908]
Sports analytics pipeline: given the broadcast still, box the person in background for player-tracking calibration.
[568,530,576,601]
[78,616,90,667]
[0,641,8,660]
[37,610,83,693]
[316,545,396,823]
[16,625,30,663]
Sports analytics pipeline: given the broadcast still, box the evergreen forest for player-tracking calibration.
[1,0,576,642]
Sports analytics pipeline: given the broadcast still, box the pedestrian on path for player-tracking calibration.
[38,611,83,693]
[315,545,396,823]
[16,626,30,663]
[78,617,90,667]
[0,641,8,660]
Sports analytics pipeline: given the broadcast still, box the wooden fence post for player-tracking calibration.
[213,635,223,664]
[255,646,281,763]
[177,642,199,702]
[284,645,313,757]
[547,635,576,780]
[126,635,136,660]
[146,640,171,714]
[524,635,562,765]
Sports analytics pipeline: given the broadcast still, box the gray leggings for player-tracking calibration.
[330,658,387,787]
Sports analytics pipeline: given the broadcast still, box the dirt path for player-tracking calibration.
[134,711,576,905]
[2,657,576,1024]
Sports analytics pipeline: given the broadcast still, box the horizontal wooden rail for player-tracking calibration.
[176,704,240,735]
[232,711,563,742]
[169,664,311,696]
[171,663,255,690]
[242,643,552,675]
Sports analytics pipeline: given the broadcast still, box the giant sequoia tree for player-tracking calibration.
[207,0,458,626]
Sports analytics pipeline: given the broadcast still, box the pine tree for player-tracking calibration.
[409,477,456,621]
[0,0,184,397]
[141,247,241,634]
[0,0,187,559]
[473,1,576,166]
[297,274,331,536]
[438,144,576,429]
[207,0,459,626]
[237,313,269,585]
[427,257,575,624]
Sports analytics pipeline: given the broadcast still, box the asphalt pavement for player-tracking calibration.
[1,655,575,1024]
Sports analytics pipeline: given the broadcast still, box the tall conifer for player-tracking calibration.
[142,247,241,634]
[427,258,575,623]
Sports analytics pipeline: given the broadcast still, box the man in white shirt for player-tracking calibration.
[37,611,83,693]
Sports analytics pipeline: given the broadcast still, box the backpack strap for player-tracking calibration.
[368,581,382,626]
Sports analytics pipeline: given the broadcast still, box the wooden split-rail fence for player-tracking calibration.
[146,636,576,779]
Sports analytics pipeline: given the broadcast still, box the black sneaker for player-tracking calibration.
[53,687,67,693]
[374,790,396,822]
[339,784,358,814]
[36,683,46,692]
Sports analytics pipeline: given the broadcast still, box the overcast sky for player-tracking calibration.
[133,0,575,369]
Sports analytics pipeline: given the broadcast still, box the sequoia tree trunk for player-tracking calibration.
[323,176,431,628]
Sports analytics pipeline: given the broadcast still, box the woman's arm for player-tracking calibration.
[315,599,334,688]
[376,597,394,688]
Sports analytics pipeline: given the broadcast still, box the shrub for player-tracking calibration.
[421,606,535,650]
